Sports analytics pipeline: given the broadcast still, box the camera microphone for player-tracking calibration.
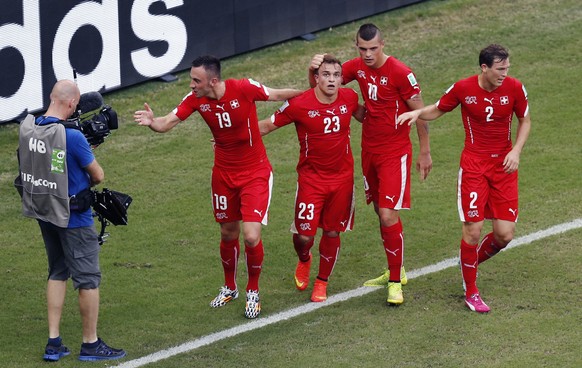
[77,91,104,116]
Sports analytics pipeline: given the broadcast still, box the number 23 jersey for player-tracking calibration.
[271,88,359,182]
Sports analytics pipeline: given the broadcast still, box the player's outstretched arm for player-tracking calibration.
[397,104,444,126]
[265,87,303,102]
[258,116,281,136]
[134,103,181,133]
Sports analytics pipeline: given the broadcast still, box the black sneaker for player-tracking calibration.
[43,343,71,361]
[78,338,126,361]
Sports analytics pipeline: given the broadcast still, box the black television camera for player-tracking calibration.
[67,91,118,146]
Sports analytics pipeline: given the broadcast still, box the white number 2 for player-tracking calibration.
[485,106,494,122]
[469,192,478,209]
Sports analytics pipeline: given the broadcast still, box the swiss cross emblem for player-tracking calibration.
[500,96,509,105]
[357,70,366,79]
[230,99,240,109]
[380,76,388,85]
[340,105,348,114]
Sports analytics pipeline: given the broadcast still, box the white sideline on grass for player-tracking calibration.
[111,218,582,368]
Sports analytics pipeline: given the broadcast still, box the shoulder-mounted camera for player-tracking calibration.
[65,91,118,146]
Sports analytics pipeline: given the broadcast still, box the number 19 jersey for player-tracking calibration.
[173,78,270,170]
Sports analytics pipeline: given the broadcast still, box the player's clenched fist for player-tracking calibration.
[309,54,326,71]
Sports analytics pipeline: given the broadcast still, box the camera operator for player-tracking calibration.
[17,80,125,362]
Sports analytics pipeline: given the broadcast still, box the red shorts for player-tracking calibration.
[361,150,411,209]
[211,163,273,224]
[291,175,355,236]
[457,152,519,222]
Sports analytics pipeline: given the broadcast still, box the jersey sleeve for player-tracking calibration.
[341,59,357,85]
[241,78,270,102]
[394,64,421,101]
[513,80,529,118]
[271,100,295,127]
[173,92,198,121]
[435,83,461,112]
[347,88,359,108]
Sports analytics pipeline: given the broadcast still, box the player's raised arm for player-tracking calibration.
[134,103,181,133]
[308,54,326,88]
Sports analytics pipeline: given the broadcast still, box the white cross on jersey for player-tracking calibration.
[500,96,509,105]
[340,105,348,114]
[230,99,240,109]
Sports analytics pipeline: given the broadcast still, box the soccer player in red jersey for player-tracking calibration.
[134,55,302,318]
[309,24,432,305]
[260,55,364,302]
[397,44,531,313]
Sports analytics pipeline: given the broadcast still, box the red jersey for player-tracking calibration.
[271,88,359,182]
[436,75,529,157]
[174,78,270,170]
[342,56,421,156]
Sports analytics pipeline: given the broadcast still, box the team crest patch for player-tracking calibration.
[308,110,320,118]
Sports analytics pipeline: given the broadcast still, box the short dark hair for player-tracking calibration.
[479,44,509,68]
[314,54,342,75]
[356,23,382,42]
[191,55,221,79]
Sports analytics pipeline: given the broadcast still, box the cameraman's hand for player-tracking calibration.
[134,103,154,126]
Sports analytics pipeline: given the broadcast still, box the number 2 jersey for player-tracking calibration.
[342,56,421,156]
[173,78,270,170]
[436,75,529,158]
[271,88,359,182]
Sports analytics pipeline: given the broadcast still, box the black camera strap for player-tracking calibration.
[60,119,82,131]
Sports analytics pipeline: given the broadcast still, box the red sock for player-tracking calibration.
[317,234,341,281]
[478,232,503,264]
[460,239,479,297]
[245,240,264,291]
[381,220,403,282]
[293,233,314,263]
[220,238,240,290]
